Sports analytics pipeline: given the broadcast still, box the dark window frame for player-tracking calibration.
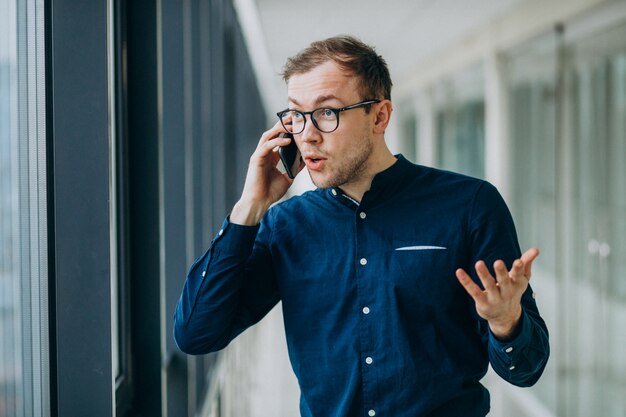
[111,0,134,413]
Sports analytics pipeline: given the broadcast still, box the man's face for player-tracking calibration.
[286,60,376,190]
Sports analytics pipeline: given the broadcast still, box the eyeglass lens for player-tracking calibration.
[280,109,338,134]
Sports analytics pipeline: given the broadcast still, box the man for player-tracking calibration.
[174,35,549,417]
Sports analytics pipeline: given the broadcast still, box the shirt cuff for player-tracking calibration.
[212,216,260,257]
[488,309,532,362]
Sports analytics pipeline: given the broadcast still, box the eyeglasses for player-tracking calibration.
[276,99,380,134]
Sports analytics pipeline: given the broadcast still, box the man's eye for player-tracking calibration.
[320,109,335,119]
[291,111,304,120]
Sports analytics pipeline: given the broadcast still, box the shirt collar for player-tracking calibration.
[327,154,414,207]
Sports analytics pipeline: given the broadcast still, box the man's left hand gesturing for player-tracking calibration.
[455,247,539,341]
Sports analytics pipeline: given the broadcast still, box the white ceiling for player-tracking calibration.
[236,0,524,113]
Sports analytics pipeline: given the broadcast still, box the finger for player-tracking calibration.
[475,261,498,292]
[257,120,290,147]
[520,247,539,278]
[493,260,511,286]
[258,135,292,158]
[509,259,525,283]
[455,268,486,303]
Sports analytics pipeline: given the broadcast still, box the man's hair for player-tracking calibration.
[281,35,392,101]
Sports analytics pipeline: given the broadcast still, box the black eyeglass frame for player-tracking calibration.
[276,99,381,134]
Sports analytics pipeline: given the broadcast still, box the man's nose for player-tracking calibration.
[300,116,322,144]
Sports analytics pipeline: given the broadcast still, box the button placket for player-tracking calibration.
[355,203,376,416]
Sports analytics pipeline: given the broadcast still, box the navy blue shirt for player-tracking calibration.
[174,155,549,417]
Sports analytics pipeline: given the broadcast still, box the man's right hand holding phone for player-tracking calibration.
[230,121,303,226]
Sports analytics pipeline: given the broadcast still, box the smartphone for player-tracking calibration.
[278,132,301,179]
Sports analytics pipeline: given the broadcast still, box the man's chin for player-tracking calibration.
[307,170,336,190]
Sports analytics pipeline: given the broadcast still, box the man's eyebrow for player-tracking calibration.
[287,94,342,108]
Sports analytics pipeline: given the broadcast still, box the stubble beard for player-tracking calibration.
[308,132,374,190]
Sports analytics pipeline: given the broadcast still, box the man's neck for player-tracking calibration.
[339,152,397,203]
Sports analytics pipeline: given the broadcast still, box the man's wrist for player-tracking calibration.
[488,306,522,341]
[230,199,270,226]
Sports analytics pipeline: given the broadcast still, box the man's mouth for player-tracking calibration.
[304,155,327,171]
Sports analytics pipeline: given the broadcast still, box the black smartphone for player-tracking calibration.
[278,132,301,179]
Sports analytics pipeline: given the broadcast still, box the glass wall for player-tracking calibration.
[398,108,418,163]
[504,31,560,414]
[433,64,486,179]
[394,98,419,163]
[506,18,626,417]
[0,0,49,416]
[566,21,626,416]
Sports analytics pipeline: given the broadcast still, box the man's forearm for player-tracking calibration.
[174,219,259,354]
[230,199,271,226]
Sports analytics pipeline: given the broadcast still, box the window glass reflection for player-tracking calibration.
[433,65,485,179]
[0,1,49,416]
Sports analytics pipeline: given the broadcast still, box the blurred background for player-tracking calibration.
[0,0,624,416]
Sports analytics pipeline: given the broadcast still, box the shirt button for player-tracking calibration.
[505,347,513,353]
[331,189,338,196]
[365,357,373,365]
[362,306,370,315]
[532,291,536,299]
[218,229,224,236]
[368,410,376,416]
[201,270,206,277]
[360,258,367,266]
[359,212,366,219]
[509,365,516,371]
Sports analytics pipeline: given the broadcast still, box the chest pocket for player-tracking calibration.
[387,243,460,308]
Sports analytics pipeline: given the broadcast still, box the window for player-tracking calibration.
[109,0,134,413]
[0,1,50,416]
[397,103,418,163]
[567,22,626,416]
[432,65,486,179]
[505,17,626,417]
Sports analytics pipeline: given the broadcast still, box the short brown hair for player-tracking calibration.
[281,35,392,101]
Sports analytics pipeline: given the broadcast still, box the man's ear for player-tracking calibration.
[373,100,392,134]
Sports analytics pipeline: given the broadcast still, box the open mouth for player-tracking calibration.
[305,156,326,170]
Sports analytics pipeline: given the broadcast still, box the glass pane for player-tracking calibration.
[567,20,626,417]
[0,0,49,416]
[399,105,418,163]
[607,53,626,299]
[0,4,20,416]
[433,65,486,179]
[504,32,559,415]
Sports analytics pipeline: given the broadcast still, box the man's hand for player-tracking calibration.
[230,121,304,226]
[455,248,539,341]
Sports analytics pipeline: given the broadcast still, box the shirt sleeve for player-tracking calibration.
[487,293,550,387]
[173,213,280,355]
[468,181,550,387]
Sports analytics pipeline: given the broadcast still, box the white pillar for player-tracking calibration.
[484,50,511,200]
[415,91,436,167]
